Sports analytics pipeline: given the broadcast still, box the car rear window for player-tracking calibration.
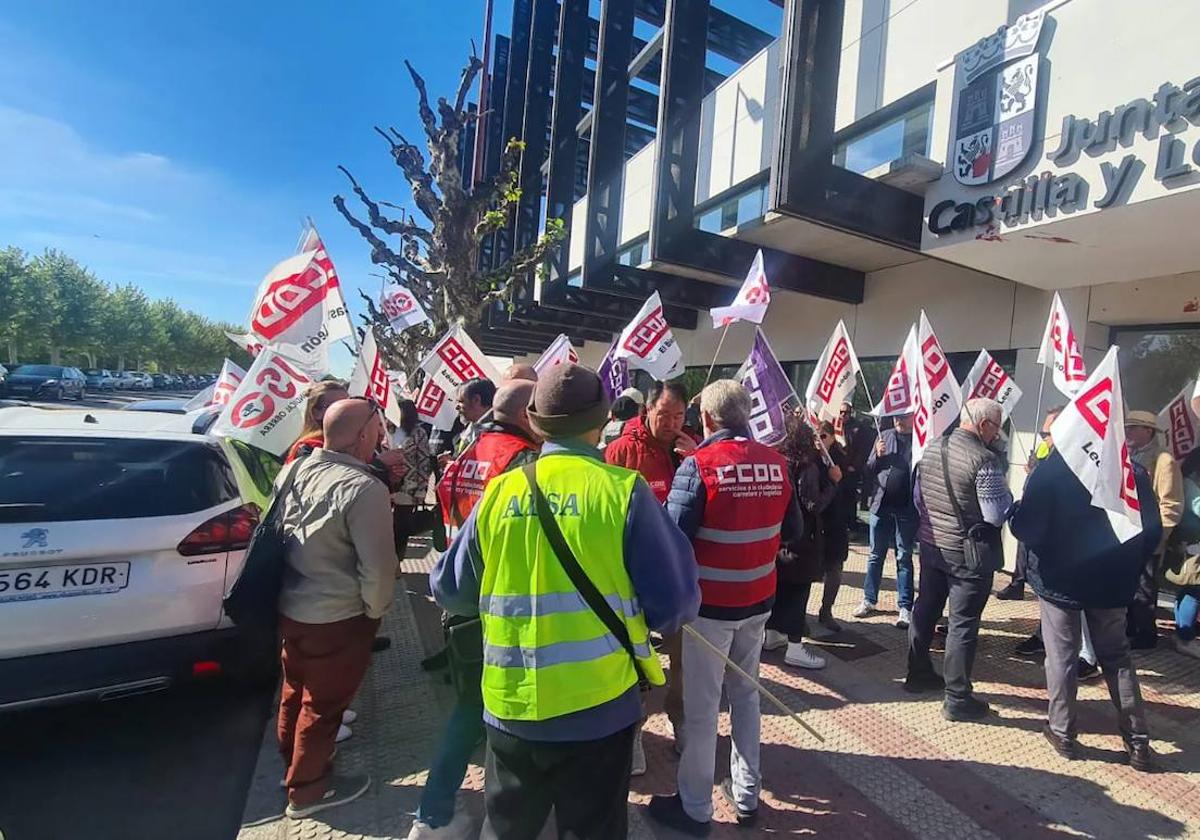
[0,437,237,523]
[13,365,62,377]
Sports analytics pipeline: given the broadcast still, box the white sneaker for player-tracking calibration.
[784,642,826,669]
[631,729,646,776]
[406,807,474,839]
[335,723,353,743]
[852,600,876,619]
[1174,636,1200,660]
[896,608,912,629]
[762,629,789,651]
[342,709,358,725]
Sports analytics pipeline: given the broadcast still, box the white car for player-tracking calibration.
[112,371,140,390]
[0,407,281,710]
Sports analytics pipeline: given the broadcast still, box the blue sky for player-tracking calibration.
[0,1,497,373]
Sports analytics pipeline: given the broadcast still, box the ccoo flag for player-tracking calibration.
[805,320,861,423]
[1050,346,1142,542]
[615,292,685,380]
[349,328,404,426]
[737,328,800,446]
[597,340,630,402]
[533,334,580,373]
[210,349,315,456]
[871,325,920,418]
[963,349,1023,421]
[415,325,500,431]
[1158,377,1200,461]
[183,358,248,411]
[1037,291,1088,398]
[710,249,770,329]
[380,280,430,333]
[911,311,963,469]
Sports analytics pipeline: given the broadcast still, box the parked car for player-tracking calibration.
[0,407,282,710]
[112,371,139,390]
[3,365,87,401]
[150,373,172,390]
[0,364,8,396]
[132,373,154,391]
[83,369,117,392]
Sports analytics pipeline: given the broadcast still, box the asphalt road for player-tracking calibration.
[0,679,274,840]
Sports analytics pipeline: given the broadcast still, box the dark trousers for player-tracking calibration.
[767,581,812,641]
[277,614,378,805]
[417,698,486,827]
[1011,542,1029,587]
[481,723,635,840]
[661,630,684,732]
[392,503,415,566]
[907,546,993,707]
[1127,551,1163,643]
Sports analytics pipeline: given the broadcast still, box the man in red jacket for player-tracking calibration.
[605,380,696,502]
[604,379,695,766]
[648,380,804,835]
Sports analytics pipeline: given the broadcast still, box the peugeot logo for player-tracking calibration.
[20,527,49,549]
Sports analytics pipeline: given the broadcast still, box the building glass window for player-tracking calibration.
[695,182,769,234]
[834,100,933,175]
[1114,326,1200,413]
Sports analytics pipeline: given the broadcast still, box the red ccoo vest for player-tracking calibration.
[437,429,539,526]
[690,436,792,610]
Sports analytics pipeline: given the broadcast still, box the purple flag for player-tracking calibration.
[598,340,630,402]
[738,328,800,446]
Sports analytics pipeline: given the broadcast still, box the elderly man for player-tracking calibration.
[855,412,918,627]
[276,398,396,819]
[906,398,1013,721]
[648,380,804,834]
[1011,438,1161,771]
[433,364,699,839]
[1125,411,1185,649]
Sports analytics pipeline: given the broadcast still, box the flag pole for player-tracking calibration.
[856,368,883,437]
[703,324,731,388]
[683,624,824,743]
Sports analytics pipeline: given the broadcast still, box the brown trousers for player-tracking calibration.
[277,613,379,805]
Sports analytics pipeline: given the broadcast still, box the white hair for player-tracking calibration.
[700,379,752,430]
[961,397,1002,428]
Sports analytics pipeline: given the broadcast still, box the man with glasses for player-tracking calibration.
[275,398,397,819]
[906,398,1013,722]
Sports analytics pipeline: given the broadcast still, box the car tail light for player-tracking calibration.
[177,503,261,556]
[192,660,221,678]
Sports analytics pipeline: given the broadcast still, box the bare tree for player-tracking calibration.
[335,48,565,373]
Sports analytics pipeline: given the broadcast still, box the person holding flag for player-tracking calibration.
[906,398,1012,721]
[1010,350,1162,772]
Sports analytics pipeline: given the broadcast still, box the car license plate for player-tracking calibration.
[0,562,130,603]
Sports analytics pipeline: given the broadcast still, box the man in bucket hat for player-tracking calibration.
[433,363,700,839]
[1124,410,1184,648]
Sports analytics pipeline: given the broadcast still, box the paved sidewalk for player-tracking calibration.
[239,540,1200,839]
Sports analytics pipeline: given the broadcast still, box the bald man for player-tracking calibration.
[275,398,396,819]
[502,362,538,383]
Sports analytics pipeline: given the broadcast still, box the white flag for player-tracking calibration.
[805,320,861,423]
[1037,291,1088,397]
[210,349,315,456]
[387,369,410,398]
[225,330,262,357]
[183,358,247,411]
[349,329,403,427]
[298,225,354,348]
[963,349,1023,421]
[871,325,920,418]
[615,292,684,380]
[710,249,770,329]
[1050,346,1143,542]
[533,334,579,373]
[419,324,501,384]
[1159,378,1200,461]
[380,280,430,333]
[414,363,462,431]
[911,311,963,469]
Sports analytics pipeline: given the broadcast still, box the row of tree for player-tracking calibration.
[0,247,251,373]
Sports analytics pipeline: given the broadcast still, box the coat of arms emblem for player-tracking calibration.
[951,7,1049,186]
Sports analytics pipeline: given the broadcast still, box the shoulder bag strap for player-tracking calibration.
[939,440,969,533]
[521,462,648,689]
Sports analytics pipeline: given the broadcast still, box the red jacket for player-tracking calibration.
[437,425,539,525]
[604,417,678,503]
[672,433,795,615]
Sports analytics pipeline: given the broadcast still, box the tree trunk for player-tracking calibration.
[117,354,126,372]
[6,339,15,365]
[85,350,96,368]
[49,346,61,365]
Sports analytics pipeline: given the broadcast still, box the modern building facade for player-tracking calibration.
[471,0,1200,456]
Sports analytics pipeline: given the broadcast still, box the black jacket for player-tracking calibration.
[1010,450,1162,610]
[864,428,915,515]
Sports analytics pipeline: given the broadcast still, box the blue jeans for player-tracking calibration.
[864,511,917,609]
[1177,587,1200,642]
[416,698,485,827]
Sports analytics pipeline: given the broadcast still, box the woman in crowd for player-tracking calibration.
[817,420,853,634]
[389,399,432,567]
[1169,451,1200,658]
[765,416,839,669]
[286,380,350,463]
